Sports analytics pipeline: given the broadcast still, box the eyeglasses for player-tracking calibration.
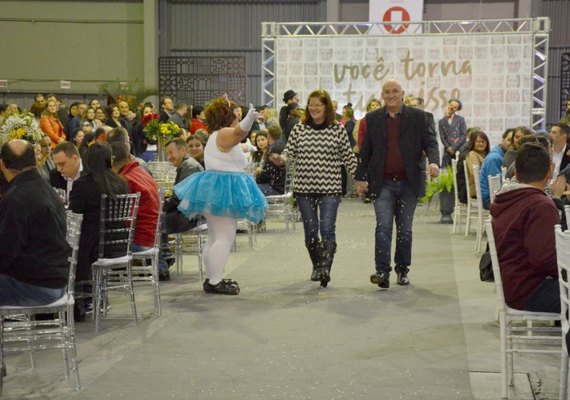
[308,104,325,108]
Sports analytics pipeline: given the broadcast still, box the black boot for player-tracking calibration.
[319,241,337,287]
[306,241,323,281]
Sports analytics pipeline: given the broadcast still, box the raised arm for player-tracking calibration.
[216,106,260,152]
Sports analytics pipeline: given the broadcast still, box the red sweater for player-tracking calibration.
[190,118,208,134]
[120,161,159,247]
[490,184,559,309]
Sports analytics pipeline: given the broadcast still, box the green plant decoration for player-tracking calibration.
[420,165,454,204]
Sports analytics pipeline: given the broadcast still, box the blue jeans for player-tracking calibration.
[132,243,168,273]
[258,183,282,196]
[523,278,560,313]
[296,194,341,244]
[373,180,418,275]
[0,274,66,306]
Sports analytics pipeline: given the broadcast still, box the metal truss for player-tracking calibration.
[261,18,550,129]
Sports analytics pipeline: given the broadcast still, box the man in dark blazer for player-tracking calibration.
[550,123,570,176]
[49,141,84,204]
[355,79,440,289]
[438,99,467,169]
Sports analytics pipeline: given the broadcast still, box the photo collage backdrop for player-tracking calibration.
[275,33,533,145]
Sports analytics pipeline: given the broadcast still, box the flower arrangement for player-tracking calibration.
[144,116,181,143]
[0,112,44,145]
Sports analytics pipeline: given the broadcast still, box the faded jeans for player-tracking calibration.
[0,274,66,306]
[373,180,418,275]
[296,194,341,244]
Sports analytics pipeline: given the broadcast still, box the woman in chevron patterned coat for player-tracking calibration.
[271,89,357,287]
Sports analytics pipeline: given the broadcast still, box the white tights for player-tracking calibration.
[202,212,237,285]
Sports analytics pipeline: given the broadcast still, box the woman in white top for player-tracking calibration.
[174,97,267,295]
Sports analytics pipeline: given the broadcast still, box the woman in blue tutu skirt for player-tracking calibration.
[174,97,267,295]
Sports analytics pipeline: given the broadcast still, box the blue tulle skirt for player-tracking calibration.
[174,170,268,223]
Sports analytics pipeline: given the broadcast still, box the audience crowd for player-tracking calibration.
[0,86,568,320]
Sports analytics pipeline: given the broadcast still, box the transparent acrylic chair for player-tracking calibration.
[91,193,140,332]
[0,211,83,394]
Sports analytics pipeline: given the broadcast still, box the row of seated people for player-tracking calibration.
[455,124,570,216]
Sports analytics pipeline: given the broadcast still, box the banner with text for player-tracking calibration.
[275,33,533,142]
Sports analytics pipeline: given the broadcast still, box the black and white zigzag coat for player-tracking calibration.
[283,122,357,195]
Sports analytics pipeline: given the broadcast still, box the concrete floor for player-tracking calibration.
[1,198,562,399]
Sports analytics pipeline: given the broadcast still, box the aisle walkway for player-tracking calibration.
[2,199,562,399]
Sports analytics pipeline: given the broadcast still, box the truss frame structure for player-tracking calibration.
[261,18,550,131]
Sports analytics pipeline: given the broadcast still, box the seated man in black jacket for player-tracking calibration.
[0,139,71,305]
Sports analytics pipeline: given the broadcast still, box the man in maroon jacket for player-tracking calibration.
[490,143,560,313]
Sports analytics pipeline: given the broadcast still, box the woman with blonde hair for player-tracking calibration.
[174,97,267,295]
[39,99,66,147]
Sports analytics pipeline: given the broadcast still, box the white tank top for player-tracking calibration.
[204,130,248,172]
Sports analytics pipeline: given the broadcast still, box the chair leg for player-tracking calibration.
[499,313,509,399]
[560,352,569,400]
[465,205,471,237]
[175,233,183,275]
[248,222,254,250]
[0,317,4,396]
[66,303,81,391]
[127,262,137,325]
[452,206,459,234]
[152,254,162,317]
[94,268,102,333]
[59,310,70,379]
[476,218,483,252]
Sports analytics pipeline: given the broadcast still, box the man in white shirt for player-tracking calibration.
[549,123,570,176]
[49,141,83,203]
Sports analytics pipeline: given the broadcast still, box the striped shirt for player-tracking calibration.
[283,122,357,194]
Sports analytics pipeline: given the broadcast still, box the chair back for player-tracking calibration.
[451,157,460,204]
[65,211,83,296]
[488,174,502,204]
[148,162,176,192]
[154,189,165,248]
[283,161,295,194]
[463,161,473,200]
[485,219,507,312]
[244,162,259,178]
[473,164,484,209]
[555,224,570,356]
[98,193,140,259]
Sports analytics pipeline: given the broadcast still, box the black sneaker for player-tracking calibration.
[203,279,240,295]
[370,272,389,288]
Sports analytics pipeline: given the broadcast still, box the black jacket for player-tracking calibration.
[0,169,70,288]
[256,141,286,194]
[355,105,440,197]
[69,174,129,281]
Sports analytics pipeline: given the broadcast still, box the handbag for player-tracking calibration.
[479,251,494,282]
